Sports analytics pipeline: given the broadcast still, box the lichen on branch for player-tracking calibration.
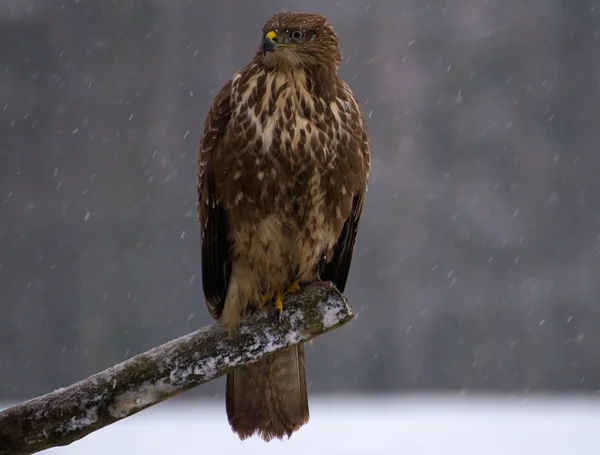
[0,281,353,455]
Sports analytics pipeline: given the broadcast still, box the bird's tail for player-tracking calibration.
[225,344,309,441]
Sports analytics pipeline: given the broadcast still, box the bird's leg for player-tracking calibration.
[259,294,272,309]
[284,280,302,295]
[274,281,302,321]
[274,293,284,322]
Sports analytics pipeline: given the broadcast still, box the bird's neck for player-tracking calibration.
[305,65,336,102]
[261,64,336,103]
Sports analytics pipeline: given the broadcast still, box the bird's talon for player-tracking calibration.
[285,280,301,295]
[274,294,284,321]
[259,294,271,309]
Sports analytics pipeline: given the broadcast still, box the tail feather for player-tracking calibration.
[226,344,309,441]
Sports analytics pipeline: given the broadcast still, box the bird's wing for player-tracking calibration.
[319,127,370,293]
[198,79,233,320]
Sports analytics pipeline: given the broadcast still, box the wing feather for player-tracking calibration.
[319,127,370,293]
[198,79,233,319]
[319,192,364,293]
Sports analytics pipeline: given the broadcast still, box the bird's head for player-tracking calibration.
[257,12,342,71]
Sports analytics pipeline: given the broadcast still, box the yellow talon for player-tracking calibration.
[272,281,301,321]
[285,280,301,295]
[259,294,271,309]
[274,294,284,321]
[275,294,284,312]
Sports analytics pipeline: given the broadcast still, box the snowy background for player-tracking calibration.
[2,0,600,451]
[31,395,600,454]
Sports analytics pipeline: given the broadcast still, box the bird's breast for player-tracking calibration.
[222,68,351,226]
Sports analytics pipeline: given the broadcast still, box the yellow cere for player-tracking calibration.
[266,30,277,41]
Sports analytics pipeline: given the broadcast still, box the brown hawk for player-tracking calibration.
[198,11,370,441]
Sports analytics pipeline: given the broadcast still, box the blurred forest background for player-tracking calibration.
[1,0,600,401]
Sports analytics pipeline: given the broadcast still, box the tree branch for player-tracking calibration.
[0,281,353,455]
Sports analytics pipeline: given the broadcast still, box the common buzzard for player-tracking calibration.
[198,11,370,441]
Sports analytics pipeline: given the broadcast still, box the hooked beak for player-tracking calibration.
[263,31,278,55]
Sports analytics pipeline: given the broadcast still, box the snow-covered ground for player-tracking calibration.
[7,394,600,454]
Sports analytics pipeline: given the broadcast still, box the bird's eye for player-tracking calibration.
[290,30,305,41]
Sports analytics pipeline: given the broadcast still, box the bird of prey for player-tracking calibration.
[197,11,370,441]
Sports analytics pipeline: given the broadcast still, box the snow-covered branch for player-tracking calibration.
[0,281,353,455]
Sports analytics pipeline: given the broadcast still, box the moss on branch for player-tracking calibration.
[0,281,353,455]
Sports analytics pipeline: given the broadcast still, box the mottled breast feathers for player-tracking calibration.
[198,38,370,321]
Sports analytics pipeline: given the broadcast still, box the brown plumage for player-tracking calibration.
[197,11,370,441]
